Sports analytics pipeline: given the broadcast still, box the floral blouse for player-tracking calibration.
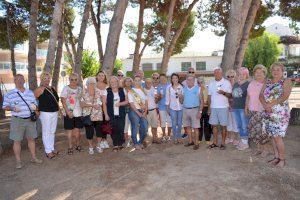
[81,89,103,121]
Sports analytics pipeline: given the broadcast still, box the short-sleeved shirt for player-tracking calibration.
[113,92,120,116]
[208,78,232,108]
[144,86,157,110]
[60,85,83,117]
[128,88,147,110]
[247,80,264,112]
[81,89,103,121]
[157,83,170,111]
[232,81,249,109]
[2,88,37,118]
[166,85,183,111]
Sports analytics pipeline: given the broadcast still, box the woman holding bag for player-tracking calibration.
[34,72,60,159]
[80,77,105,155]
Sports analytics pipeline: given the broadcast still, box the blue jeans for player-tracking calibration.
[128,109,148,145]
[169,109,183,140]
[232,109,249,139]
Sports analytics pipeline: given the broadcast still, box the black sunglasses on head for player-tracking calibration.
[118,74,123,77]
[70,79,77,81]
[227,76,234,78]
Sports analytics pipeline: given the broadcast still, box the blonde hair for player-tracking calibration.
[253,64,267,75]
[270,62,285,72]
[238,67,250,79]
[225,69,236,77]
[40,72,51,80]
[109,76,119,87]
[69,73,79,79]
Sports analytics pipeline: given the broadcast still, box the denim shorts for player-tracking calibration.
[209,108,229,126]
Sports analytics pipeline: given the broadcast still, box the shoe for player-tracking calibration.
[193,144,200,150]
[103,140,110,149]
[205,141,212,145]
[225,138,233,144]
[220,144,226,150]
[31,157,43,164]
[162,136,167,142]
[167,136,171,141]
[88,147,94,155]
[184,142,194,147]
[237,143,249,151]
[16,161,23,169]
[182,133,188,139]
[233,140,240,146]
[126,140,132,148]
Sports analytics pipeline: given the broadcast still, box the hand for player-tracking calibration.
[217,89,225,95]
[137,111,143,118]
[245,108,249,116]
[67,111,73,118]
[197,112,202,119]
[207,108,211,115]
[114,102,120,107]
[13,106,20,113]
[93,104,100,110]
[105,114,110,121]
[142,111,147,118]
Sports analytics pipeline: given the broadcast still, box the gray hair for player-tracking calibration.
[85,77,97,87]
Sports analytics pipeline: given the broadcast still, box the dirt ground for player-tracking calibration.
[0,120,299,200]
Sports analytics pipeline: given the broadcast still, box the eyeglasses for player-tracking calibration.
[152,77,159,80]
[227,76,235,78]
[188,71,195,74]
[118,74,123,77]
[70,79,77,81]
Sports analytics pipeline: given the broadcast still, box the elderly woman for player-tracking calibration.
[128,76,148,150]
[35,72,59,159]
[80,77,104,155]
[96,71,110,149]
[246,65,269,156]
[260,62,292,167]
[123,77,133,147]
[225,69,239,145]
[232,67,250,150]
[60,73,83,155]
[105,76,128,151]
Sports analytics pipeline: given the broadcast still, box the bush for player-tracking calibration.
[126,70,159,78]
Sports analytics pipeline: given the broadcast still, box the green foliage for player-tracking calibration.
[126,70,159,78]
[243,32,282,74]
[197,0,274,38]
[113,59,124,75]
[278,0,300,22]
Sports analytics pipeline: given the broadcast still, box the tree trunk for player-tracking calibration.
[234,0,261,69]
[44,0,65,73]
[65,42,75,70]
[160,0,176,73]
[6,4,16,77]
[52,14,64,91]
[102,0,129,76]
[161,0,199,74]
[0,90,5,119]
[27,0,39,90]
[221,0,252,72]
[91,2,104,66]
[65,17,77,57]
[74,0,93,85]
[132,0,146,74]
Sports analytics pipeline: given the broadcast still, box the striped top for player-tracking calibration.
[2,88,37,118]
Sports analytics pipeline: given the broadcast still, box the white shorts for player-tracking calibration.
[147,109,159,128]
[159,110,172,127]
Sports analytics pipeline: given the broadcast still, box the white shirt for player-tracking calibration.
[182,79,197,87]
[144,86,157,110]
[166,85,183,111]
[60,86,83,117]
[208,78,232,108]
[128,88,147,110]
[113,92,120,116]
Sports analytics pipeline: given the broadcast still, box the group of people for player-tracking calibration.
[2,62,292,169]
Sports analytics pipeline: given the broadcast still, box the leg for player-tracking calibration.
[49,112,58,152]
[40,112,52,154]
[27,137,37,159]
[13,141,22,162]
[169,109,178,141]
[67,130,73,149]
[167,113,172,137]
[177,110,183,141]
[129,111,139,146]
[186,127,193,144]
[212,125,218,145]
[73,128,81,147]
[139,117,148,144]
[221,126,227,146]
[194,128,200,145]
[274,136,285,167]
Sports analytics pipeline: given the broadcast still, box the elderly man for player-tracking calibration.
[2,74,43,169]
[182,74,204,150]
[182,67,197,87]
[144,78,160,143]
[135,69,146,87]
[207,67,232,150]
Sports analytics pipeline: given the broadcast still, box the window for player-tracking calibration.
[196,62,206,71]
[37,49,47,57]
[156,63,162,71]
[181,62,191,71]
[16,63,27,71]
[36,66,42,72]
[14,44,24,51]
[0,63,11,70]
[142,63,153,71]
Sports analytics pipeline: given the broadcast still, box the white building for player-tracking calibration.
[122,51,223,76]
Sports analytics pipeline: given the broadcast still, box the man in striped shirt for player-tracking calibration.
[2,74,43,169]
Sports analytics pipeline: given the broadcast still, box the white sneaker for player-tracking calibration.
[88,147,94,155]
[162,136,167,142]
[99,141,106,149]
[167,136,171,141]
[96,146,103,153]
[126,140,132,148]
[103,140,110,149]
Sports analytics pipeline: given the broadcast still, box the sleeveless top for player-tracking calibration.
[38,87,59,112]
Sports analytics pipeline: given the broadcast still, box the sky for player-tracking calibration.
[73,5,292,59]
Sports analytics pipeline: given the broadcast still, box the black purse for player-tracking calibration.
[82,92,95,126]
[17,92,38,122]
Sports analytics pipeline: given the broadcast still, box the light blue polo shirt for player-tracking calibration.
[157,83,170,111]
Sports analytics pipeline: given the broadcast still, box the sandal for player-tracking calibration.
[267,157,280,165]
[52,150,60,155]
[45,152,55,159]
[184,142,194,147]
[276,159,285,168]
[67,148,73,155]
[220,144,226,150]
[75,146,83,152]
[207,143,219,149]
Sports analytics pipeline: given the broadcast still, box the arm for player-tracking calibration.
[34,87,44,99]
[61,97,72,118]
[270,79,292,106]
[245,94,250,116]
[143,100,148,118]
[259,83,268,108]
[102,95,110,121]
[130,103,143,117]
[207,95,211,115]
[197,89,204,119]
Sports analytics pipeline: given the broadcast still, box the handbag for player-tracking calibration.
[82,92,95,126]
[16,92,37,122]
[101,121,112,135]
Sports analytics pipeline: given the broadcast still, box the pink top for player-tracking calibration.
[247,80,264,112]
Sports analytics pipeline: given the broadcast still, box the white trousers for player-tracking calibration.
[40,112,58,153]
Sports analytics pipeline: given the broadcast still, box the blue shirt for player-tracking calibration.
[2,88,37,118]
[157,83,170,110]
[183,85,200,108]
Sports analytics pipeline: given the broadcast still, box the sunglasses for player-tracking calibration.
[227,76,235,78]
[188,71,195,74]
[70,79,77,81]
[118,74,123,77]
[152,77,159,80]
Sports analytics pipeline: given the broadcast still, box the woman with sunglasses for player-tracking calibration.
[34,72,59,159]
[123,77,133,147]
[166,73,184,144]
[96,71,110,150]
[225,69,239,146]
[61,73,84,155]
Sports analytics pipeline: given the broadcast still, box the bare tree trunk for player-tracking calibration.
[0,89,5,119]
[65,17,77,57]
[102,0,129,76]
[160,0,176,72]
[44,0,65,73]
[74,0,93,84]
[234,0,261,69]
[6,4,16,77]
[52,14,64,91]
[161,0,199,74]
[221,0,252,72]
[132,0,146,74]
[65,42,75,70]
[91,1,104,66]
[28,0,39,90]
